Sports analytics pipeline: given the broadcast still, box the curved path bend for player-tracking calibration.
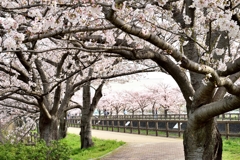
[68,127,184,160]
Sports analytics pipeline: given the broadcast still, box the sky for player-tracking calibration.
[104,72,179,92]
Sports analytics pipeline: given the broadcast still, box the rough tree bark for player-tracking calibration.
[59,111,67,139]
[80,79,94,149]
[182,79,222,159]
[182,32,223,159]
[184,119,222,160]
[80,79,105,149]
[39,112,58,145]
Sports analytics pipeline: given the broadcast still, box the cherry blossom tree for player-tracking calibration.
[120,91,139,116]
[99,78,157,117]
[1,0,240,159]
[0,0,158,147]
[99,90,140,117]
[147,83,186,116]
[0,50,155,146]
[126,90,151,116]
[99,90,128,117]
[0,45,103,144]
[100,1,240,159]
[72,71,158,149]
[100,81,185,118]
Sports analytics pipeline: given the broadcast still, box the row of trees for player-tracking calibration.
[0,1,160,148]
[96,82,185,116]
[0,0,240,159]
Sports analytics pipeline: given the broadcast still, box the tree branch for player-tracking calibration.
[213,72,240,101]
[34,59,50,94]
[218,56,240,76]
[0,89,21,101]
[0,64,29,83]
[36,97,52,120]
[23,25,115,43]
[69,100,83,110]
[7,95,38,106]
[15,51,31,72]
[102,6,183,61]
[51,85,61,115]
[0,102,39,114]
[90,80,105,111]
[189,95,240,128]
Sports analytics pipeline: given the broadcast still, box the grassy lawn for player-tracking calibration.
[223,138,240,160]
[61,133,125,160]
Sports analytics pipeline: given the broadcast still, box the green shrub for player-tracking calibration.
[0,133,125,160]
[46,140,71,160]
[0,140,71,160]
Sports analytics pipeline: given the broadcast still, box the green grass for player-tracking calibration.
[223,138,240,160]
[61,133,125,160]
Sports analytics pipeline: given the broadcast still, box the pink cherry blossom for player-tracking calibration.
[3,37,17,50]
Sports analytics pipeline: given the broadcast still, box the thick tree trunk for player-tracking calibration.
[182,28,223,159]
[184,118,222,160]
[58,111,67,139]
[80,79,93,149]
[39,112,58,145]
[80,115,94,149]
[80,78,104,149]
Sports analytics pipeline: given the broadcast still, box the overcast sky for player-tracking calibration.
[104,72,179,92]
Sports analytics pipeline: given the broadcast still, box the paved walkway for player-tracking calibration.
[68,127,184,160]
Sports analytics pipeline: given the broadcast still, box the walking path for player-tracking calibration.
[68,127,184,160]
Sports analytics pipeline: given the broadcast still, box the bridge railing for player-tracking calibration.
[67,113,240,121]
[67,114,240,139]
